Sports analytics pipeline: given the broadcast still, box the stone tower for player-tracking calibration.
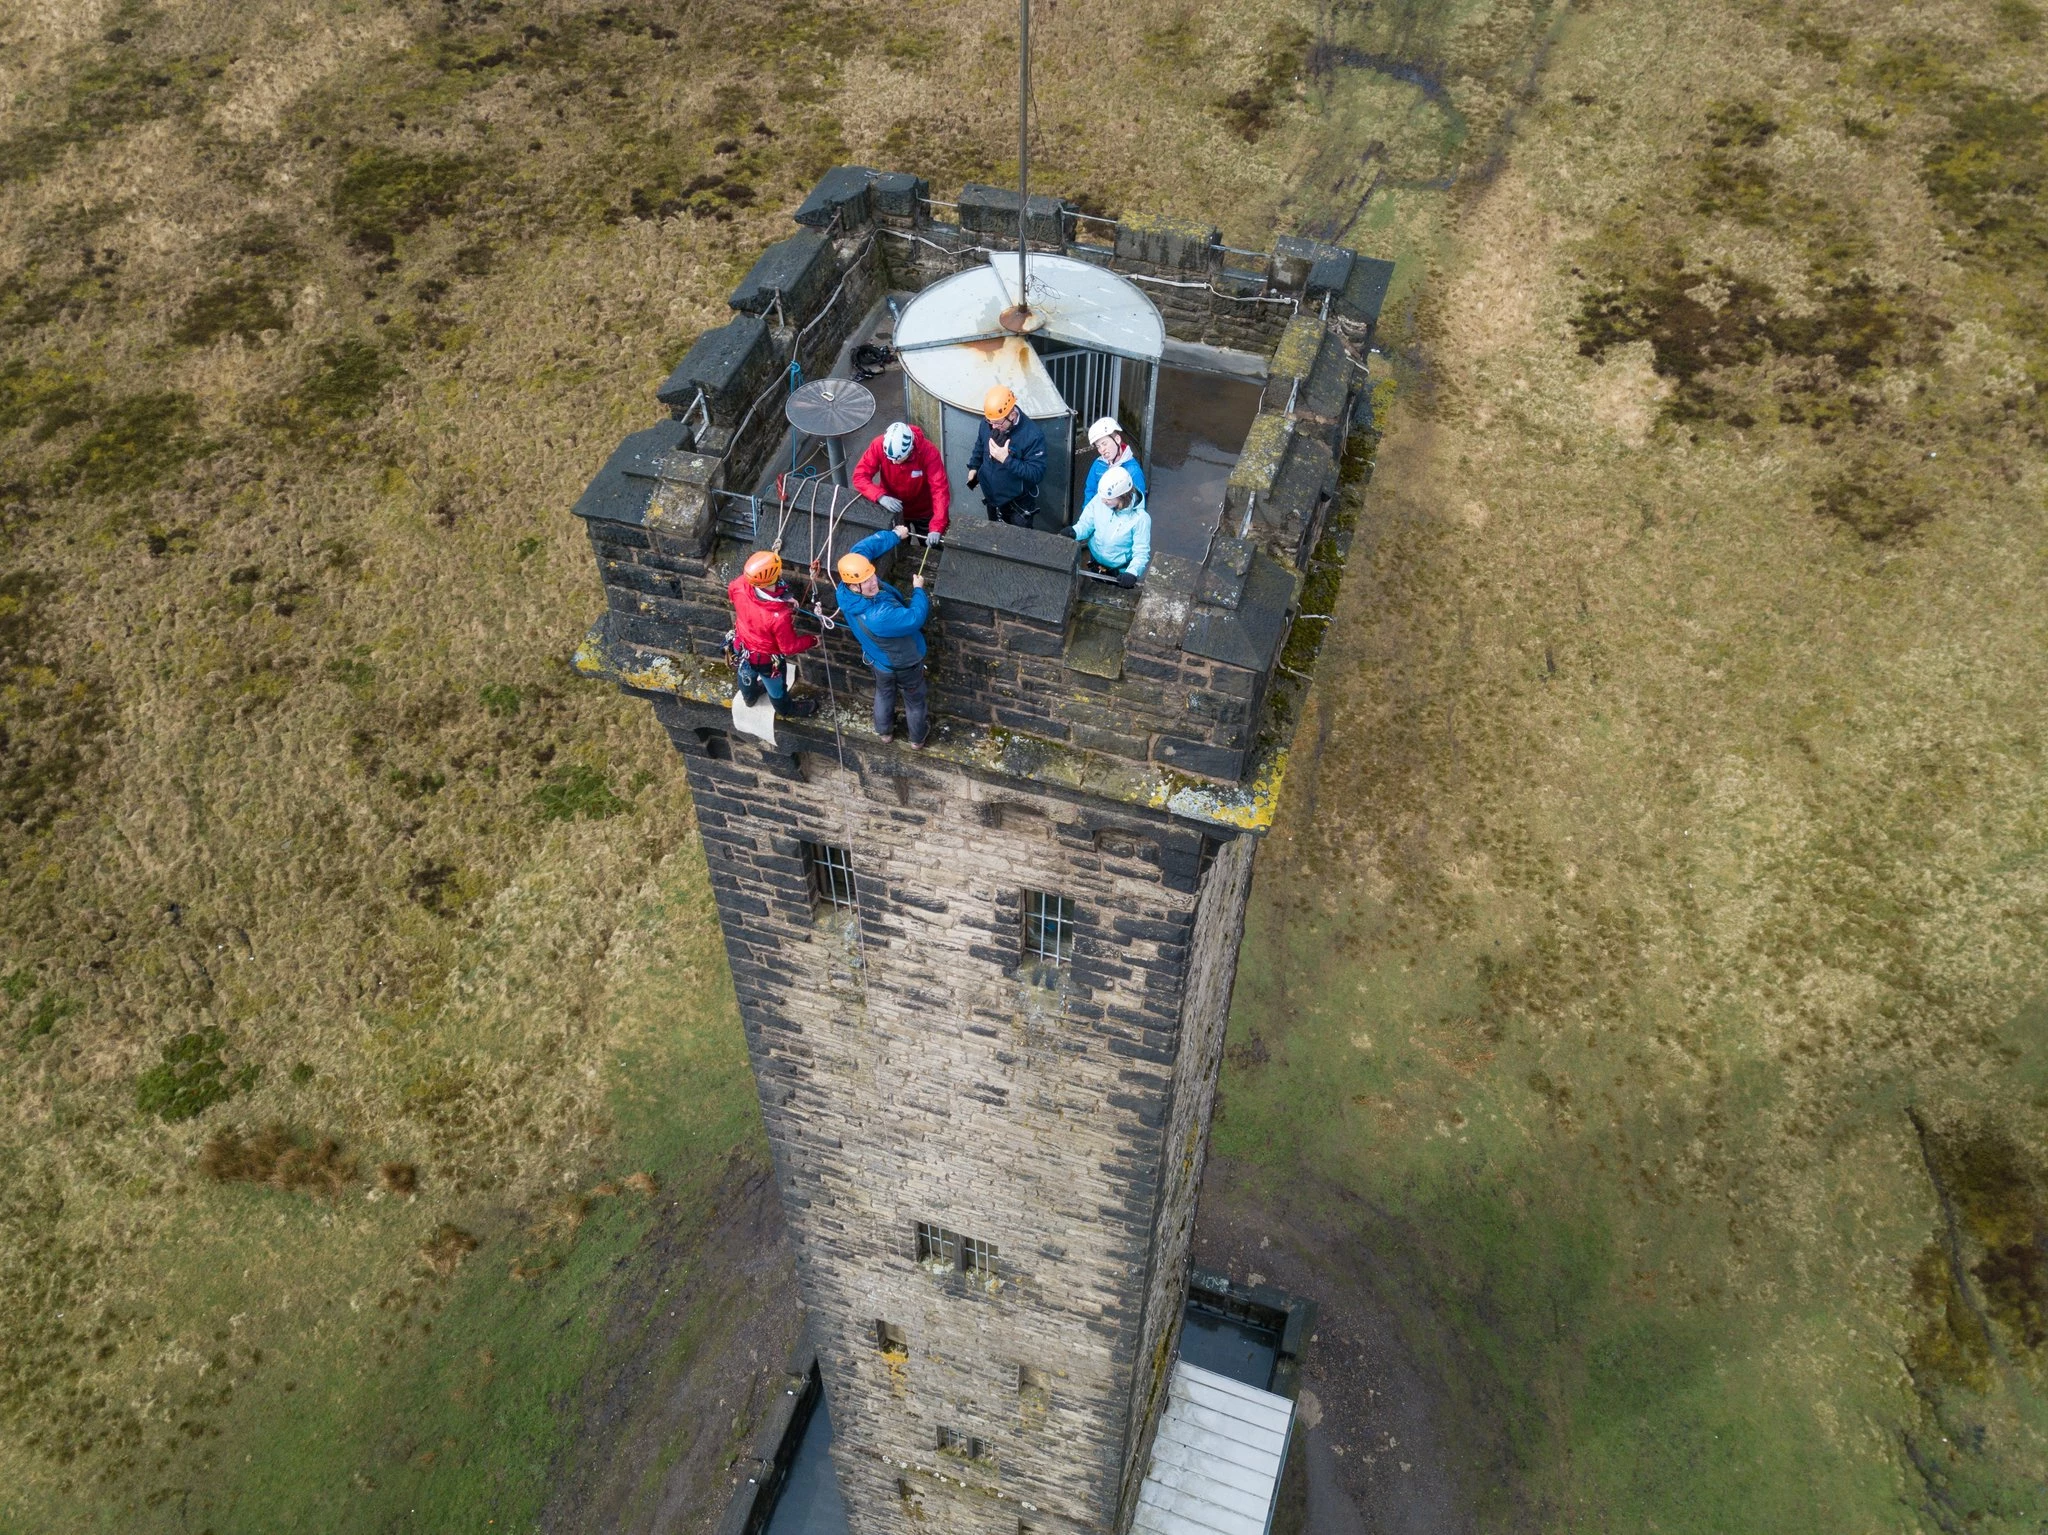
[572,168,1387,1534]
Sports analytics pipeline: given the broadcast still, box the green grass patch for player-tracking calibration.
[134,1027,261,1122]
[534,763,629,821]
[287,340,402,423]
[332,149,478,252]
[8,846,764,1534]
[52,391,214,496]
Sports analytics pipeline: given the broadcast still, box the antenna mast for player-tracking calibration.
[1000,0,1042,333]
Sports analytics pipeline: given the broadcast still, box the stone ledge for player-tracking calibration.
[657,313,775,418]
[958,182,1073,245]
[571,424,721,547]
[574,618,1292,832]
[934,519,1081,628]
[793,164,877,229]
[1337,254,1397,328]
[1183,553,1294,673]
[730,228,834,317]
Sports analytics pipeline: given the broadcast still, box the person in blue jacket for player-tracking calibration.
[1082,415,1146,508]
[834,525,932,747]
[1071,465,1152,587]
[964,384,1047,528]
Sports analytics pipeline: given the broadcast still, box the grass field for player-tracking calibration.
[0,0,2041,1530]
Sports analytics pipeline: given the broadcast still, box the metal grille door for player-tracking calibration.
[1040,346,1120,429]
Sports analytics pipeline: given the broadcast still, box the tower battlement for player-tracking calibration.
[570,166,1389,1534]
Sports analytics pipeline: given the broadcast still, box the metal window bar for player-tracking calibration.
[803,842,857,910]
[1022,891,1076,966]
[916,1221,959,1268]
[1040,347,1120,438]
[961,1235,998,1278]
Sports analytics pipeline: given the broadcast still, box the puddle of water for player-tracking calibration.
[1145,366,1263,562]
[765,1392,848,1535]
[1179,1303,1281,1390]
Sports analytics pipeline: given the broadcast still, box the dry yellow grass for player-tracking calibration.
[0,0,1386,1526]
[1,0,2041,1527]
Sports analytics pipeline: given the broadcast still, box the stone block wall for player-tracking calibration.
[651,693,1248,1534]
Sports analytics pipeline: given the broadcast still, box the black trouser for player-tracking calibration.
[872,660,928,744]
[983,493,1038,528]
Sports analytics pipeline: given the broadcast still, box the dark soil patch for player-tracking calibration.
[1223,23,1314,140]
[539,1155,802,1535]
[174,276,290,346]
[1193,1156,1519,1535]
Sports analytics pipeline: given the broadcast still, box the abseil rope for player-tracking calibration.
[810,579,878,1018]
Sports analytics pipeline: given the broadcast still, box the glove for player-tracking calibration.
[1116,571,1137,588]
[965,468,978,489]
[880,495,903,514]
[924,532,941,548]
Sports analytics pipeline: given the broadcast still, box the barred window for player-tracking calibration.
[938,1426,992,1463]
[916,1222,998,1281]
[802,841,857,911]
[1022,891,1077,966]
[915,1221,960,1269]
[961,1235,998,1279]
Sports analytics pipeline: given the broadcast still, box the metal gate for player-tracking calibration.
[1039,346,1119,430]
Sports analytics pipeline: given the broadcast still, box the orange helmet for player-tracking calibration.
[743,550,783,587]
[836,550,876,584]
[982,385,1017,422]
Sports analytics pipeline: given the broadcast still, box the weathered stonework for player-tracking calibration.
[572,166,1392,1533]
[659,712,1255,1533]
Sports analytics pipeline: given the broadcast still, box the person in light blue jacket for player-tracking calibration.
[1082,416,1146,509]
[1071,465,1151,587]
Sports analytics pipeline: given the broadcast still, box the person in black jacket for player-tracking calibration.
[965,384,1048,528]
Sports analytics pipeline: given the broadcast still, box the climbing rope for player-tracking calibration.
[770,473,795,553]
[809,567,879,1022]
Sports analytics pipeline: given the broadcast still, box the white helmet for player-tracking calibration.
[1099,465,1136,502]
[1086,416,1122,447]
[882,421,916,463]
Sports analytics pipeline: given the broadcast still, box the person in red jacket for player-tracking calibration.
[851,421,950,540]
[727,550,817,715]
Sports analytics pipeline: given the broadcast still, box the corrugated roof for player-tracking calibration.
[1133,1361,1295,1535]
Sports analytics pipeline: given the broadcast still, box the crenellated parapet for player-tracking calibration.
[575,164,1391,805]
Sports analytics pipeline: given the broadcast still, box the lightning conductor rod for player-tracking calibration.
[1018,0,1029,302]
[1002,0,1038,333]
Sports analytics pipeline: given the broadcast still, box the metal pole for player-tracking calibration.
[1018,0,1030,306]
[1142,359,1159,468]
[826,434,846,486]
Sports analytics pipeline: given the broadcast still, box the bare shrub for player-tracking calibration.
[418,1224,479,1278]
[378,1161,418,1195]
[199,1124,358,1198]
